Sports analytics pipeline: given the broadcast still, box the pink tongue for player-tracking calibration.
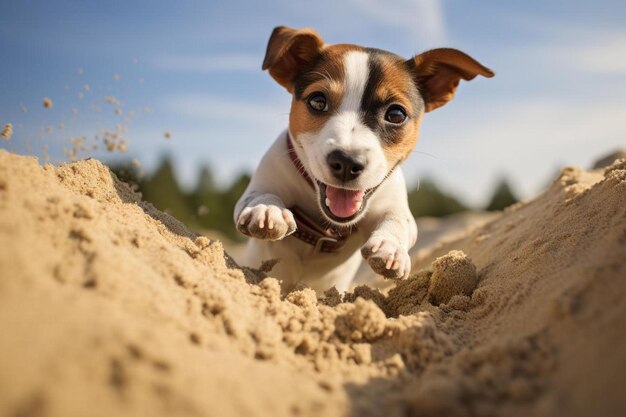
[325,186,364,218]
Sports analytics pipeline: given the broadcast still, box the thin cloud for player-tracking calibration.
[515,32,626,76]
[159,94,289,127]
[562,34,626,75]
[348,0,447,47]
[410,96,626,205]
[506,15,626,75]
[154,53,261,73]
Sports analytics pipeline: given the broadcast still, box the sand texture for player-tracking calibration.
[0,149,625,417]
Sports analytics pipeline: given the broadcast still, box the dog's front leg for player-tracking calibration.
[235,191,297,241]
[361,211,417,279]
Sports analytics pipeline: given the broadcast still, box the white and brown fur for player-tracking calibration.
[235,26,494,294]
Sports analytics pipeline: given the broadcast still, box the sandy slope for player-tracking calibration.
[0,149,624,417]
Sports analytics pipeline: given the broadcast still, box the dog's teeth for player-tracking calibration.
[356,201,362,210]
[325,198,331,207]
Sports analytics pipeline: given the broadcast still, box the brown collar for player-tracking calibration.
[285,133,354,253]
[286,132,314,187]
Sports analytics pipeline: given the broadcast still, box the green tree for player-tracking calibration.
[140,156,193,225]
[195,166,217,195]
[407,178,468,218]
[190,168,250,241]
[218,173,251,240]
[223,172,251,211]
[485,178,518,211]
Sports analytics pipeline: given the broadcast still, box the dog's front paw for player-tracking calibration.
[237,205,296,241]
[361,236,411,279]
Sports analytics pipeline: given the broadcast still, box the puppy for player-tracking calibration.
[235,26,493,294]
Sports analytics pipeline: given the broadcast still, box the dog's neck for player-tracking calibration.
[286,132,314,189]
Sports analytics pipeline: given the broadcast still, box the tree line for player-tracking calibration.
[110,156,518,241]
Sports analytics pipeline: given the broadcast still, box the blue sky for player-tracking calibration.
[2,0,625,206]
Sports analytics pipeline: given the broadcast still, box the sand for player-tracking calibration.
[0,149,625,417]
[428,250,478,305]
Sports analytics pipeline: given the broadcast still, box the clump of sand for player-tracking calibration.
[428,250,478,305]
[0,149,625,417]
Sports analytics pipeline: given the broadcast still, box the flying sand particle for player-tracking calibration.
[71,136,84,146]
[43,98,53,108]
[103,138,116,152]
[104,96,120,105]
[164,131,172,140]
[1,123,13,140]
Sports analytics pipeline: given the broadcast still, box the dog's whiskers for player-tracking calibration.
[406,149,450,176]
[309,70,333,84]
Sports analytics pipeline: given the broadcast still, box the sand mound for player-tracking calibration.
[428,250,478,305]
[0,149,625,417]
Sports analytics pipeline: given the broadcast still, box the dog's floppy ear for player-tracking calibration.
[262,26,324,92]
[408,48,494,112]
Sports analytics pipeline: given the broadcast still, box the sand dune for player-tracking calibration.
[0,149,624,417]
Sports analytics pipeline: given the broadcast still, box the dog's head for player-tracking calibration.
[263,26,494,227]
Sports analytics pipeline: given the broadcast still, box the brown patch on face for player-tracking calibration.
[381,115,422,164]
[285,41,428,168]
[289,45,364,142]
[360,51,425,165]
[289,81,336,142]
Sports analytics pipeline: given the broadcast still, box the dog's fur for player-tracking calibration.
[234,26,493,293]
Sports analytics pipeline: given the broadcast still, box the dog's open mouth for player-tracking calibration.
[316,181,373,224]
[313,161,401,225]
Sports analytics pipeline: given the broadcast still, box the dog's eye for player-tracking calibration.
[385,105,407,124]
[307,93,328,112]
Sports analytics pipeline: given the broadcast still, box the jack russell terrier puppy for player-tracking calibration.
[235,26,494,294]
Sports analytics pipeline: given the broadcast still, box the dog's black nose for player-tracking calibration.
[327,150,365,182]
